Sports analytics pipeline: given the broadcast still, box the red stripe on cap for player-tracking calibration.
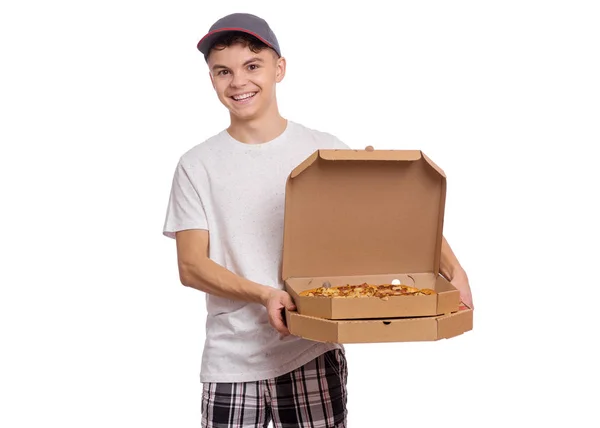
[197,27,275,50]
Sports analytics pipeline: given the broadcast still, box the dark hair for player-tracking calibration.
[205,32,274,60]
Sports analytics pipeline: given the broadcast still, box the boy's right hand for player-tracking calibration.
[261,288,296,337]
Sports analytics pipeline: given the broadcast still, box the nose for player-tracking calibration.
[230,71,248,88]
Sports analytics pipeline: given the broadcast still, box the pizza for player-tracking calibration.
[298,282,436,300]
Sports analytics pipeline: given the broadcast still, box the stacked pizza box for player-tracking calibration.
[281,148,473,344]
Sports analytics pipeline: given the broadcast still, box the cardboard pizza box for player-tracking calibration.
[281,148,461,320]
[284,303,473,344]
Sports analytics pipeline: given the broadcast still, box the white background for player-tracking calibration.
[1,0,599,427]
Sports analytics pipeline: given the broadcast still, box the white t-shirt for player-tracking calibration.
[163,120,349,383]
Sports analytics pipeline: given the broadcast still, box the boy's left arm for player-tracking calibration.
[440,236,474,309]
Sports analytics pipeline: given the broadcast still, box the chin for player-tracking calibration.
[230,104,263,121]
[232,110,261,122]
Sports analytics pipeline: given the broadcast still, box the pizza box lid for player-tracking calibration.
[281,148,446,281]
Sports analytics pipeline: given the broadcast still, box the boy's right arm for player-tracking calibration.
[175,229,296,336]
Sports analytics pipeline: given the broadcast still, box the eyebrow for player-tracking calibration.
[211,57,264,72]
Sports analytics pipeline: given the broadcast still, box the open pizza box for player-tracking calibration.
[281,148,473,343]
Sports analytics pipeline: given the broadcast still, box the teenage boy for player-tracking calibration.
[163,12,473,428]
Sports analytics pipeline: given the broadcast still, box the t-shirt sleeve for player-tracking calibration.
[162,159,209,239]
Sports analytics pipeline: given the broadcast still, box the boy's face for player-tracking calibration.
[207,43,285,121]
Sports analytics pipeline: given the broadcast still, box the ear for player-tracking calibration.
[275,56,286,83]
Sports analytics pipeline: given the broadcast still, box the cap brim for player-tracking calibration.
[197,27,276,56]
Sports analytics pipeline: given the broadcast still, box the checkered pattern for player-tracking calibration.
[201,349,348,427]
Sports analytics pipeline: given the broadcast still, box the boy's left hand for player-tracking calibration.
[451,270,474,309]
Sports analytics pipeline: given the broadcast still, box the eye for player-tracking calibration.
[248,64,259,71]
[217,70,229,76]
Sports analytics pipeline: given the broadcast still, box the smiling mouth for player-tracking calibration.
[230,92,257,101]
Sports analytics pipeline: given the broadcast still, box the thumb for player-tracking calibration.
[282,293,296,311]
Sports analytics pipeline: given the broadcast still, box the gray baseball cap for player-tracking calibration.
[197,13,281,59]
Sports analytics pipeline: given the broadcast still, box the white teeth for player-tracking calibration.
[232,92,256,101]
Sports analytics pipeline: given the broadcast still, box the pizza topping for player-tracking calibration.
[299,283,437,299]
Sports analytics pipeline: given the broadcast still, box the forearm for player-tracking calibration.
[179,258,271,305]
[440,236,467,281]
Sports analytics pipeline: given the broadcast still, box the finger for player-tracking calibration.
[465,295,474,309]
[282,293,296,311]
[461,297,473,310]
[270,309,290,336]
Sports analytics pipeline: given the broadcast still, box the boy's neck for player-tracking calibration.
[227,112,288,145]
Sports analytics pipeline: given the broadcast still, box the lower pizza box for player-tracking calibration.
[284,304,473,344]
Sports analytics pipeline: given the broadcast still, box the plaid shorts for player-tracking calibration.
[201,349,348,428]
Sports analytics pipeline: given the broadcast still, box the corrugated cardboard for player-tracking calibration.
[286,273,459,319]
[284,304,473,344]
[281,149,460,319]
